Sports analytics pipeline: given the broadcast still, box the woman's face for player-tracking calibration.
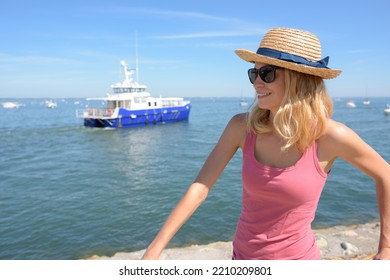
[252,63,285,115]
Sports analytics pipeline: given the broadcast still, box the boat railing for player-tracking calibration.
[161,99,190,107]
[76,108,115,118]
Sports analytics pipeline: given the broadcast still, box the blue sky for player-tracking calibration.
[1,0,390,99]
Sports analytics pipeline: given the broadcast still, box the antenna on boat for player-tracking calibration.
[120,60,131,83]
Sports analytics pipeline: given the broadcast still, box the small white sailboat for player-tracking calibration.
[239,90,249,108]
[346,99,356,108]
[239,98,248,108]
[363,85,370,105]
[45,100,57,109]
[2,102,22,108]
[384,104,390,115]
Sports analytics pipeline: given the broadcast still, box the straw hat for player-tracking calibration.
[235,27,342,79]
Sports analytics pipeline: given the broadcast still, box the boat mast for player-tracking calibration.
[135,32,139,83]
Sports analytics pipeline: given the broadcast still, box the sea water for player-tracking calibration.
[1,97,389,259]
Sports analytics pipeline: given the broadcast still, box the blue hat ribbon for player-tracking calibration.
[256,48,329,69]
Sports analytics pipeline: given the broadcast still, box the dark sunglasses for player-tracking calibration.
[247,65,277,84]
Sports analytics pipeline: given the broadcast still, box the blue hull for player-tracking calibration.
[84,105,191,128]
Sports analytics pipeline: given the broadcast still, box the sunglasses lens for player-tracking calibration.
[248,69,257,84]
[247,66,276,84]
[260,66,276,83]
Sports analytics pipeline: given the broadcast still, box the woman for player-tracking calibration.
[142,27,390,260]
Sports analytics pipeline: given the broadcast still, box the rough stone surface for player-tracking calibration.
[88,222,380,260]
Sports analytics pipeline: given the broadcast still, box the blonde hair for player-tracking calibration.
[247,69,333,152]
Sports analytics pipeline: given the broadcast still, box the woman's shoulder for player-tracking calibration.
[225,113,249,148]
[227,113,249,131]
[319,118,363,157]
[231,112,249,123]
[321,119,354,143]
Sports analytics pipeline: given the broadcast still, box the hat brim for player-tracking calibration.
[235,49,342,79]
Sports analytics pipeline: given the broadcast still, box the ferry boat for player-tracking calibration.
[77,61,191,128]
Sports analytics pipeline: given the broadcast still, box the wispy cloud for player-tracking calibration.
[84,6,266,40]
[143,9,265,40]
[0,53,74,65]
[151,29,262,40]
[345,49,373,54]
[87,6,242,23]
[138,8,239,23]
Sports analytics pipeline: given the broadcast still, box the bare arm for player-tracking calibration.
[142,114,247,259]
[323,120,390,259]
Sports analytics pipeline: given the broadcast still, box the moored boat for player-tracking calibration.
[363,86,370,105]
[345,99,356,108]
[77,61,191,128]
[45,100,57,109]
[2,101,22,109]
[384,104,390,115]
[239,98,248,108]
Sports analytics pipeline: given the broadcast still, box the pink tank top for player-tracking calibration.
[233,131,328,260]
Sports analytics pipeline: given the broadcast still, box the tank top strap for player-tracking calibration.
[302,140,328,178]
[303,140,317,159]
[243,131,256,155]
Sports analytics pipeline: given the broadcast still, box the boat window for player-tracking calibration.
[107,101,115,108]
[148,102,151,107]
